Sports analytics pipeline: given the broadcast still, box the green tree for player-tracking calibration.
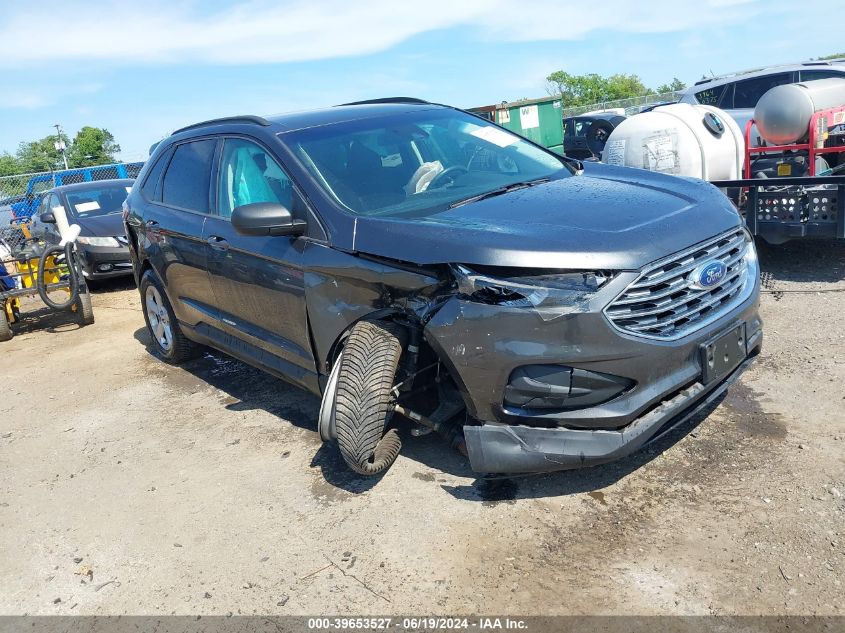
[546,71,606,106]
[656,77,687,94]
[817,52,845,60]
[545,71,653,107]
[15,133,70,173]
[605,73,652,100]
[67,127,121,167]
[0,153,19,177]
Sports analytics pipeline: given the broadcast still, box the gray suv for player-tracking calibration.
[124,98,762,476]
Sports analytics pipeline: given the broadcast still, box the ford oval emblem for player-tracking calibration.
[690,260,727,290]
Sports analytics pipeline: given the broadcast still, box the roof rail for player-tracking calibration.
[337,97,431,106]
[172,115,272,135]
[693,58,845,86]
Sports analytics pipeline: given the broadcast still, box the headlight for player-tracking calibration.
[451,264,613,321]
[77,236,121,247]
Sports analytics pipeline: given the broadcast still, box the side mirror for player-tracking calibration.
[40,212,57,224]
[231,202,306,237]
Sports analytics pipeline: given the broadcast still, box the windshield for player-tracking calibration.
[284,108,572,217]
[65,184,131,218]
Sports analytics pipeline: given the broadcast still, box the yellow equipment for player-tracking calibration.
[1,218,93,342]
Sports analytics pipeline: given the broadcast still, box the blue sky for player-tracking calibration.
[0,0,838,162]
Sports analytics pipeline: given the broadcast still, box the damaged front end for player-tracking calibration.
[306,241,761,475]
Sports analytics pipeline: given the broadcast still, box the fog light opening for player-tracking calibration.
[504,364,633,410]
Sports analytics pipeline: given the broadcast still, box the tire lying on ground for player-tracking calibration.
[334,319,406,476]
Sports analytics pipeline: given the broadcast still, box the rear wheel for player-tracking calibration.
[140,270,201,364]
[333,320,405,476]
[0,305,12,342]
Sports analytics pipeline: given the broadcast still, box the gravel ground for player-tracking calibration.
[0,240,843,616]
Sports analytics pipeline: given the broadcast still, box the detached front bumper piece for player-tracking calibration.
[464,352,757,474]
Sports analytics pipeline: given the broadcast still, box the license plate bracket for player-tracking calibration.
[701,323,747,384]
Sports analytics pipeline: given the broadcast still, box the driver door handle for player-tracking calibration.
[206,235,229,251]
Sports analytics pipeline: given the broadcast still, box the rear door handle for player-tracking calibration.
[206,235,229,251]
[145,219,159,228]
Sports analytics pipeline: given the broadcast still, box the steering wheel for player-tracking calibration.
[428,166,468,190]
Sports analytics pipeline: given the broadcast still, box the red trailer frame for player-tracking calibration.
[744,105,845,178]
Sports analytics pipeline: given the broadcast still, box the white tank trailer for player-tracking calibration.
[602,103,744,181]
[754,78,845,145]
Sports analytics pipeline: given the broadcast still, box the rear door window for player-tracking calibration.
[161,139,216,213]
[732,72,792,108]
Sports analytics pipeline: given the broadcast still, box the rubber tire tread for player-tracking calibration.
[0,308,12,342]
[334,320,404,476]
[140,270,202,364]
[76,291,95,326]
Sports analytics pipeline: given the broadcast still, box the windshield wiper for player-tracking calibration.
[448,177,551,209]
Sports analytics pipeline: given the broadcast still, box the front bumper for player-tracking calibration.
[77,245,133,280]
[463,350,758,473]
[423,245,762,474]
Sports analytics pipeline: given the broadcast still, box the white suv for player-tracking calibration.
[677,59,845,134]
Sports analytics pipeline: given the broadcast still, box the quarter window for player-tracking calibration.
[694,84,726,106]
[217,138,293,219]
[161,139,216,213]
[140,149,171,202]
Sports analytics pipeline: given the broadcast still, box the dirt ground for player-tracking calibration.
[0,240,843,616]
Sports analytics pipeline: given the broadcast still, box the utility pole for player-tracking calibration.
[53,123,69,170]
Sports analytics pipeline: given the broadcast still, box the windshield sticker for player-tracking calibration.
[470,126,518,148]
[75,201,101,213]
[604,139,626,165]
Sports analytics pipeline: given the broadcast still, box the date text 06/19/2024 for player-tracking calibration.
[307,617,529,630]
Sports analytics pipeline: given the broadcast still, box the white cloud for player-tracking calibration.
[0,0,766,68]
[0,82,101,110]
[0,92,48,109]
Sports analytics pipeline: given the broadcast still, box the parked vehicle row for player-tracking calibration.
[123,99,762,477]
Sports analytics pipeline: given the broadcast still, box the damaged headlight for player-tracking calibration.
[451,264,612,321]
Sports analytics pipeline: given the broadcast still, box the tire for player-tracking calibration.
[0,306,12,342]
[140,270,201,364]
[334,320,405,476]
[75,291,95,326]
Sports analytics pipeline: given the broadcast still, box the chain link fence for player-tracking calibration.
[561,90,683,118]
[0,161,144,255]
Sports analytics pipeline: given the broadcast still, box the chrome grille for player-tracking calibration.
[605,228,751,339]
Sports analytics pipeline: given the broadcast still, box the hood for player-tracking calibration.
[351,163,742,271]
[74,213,125,239]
